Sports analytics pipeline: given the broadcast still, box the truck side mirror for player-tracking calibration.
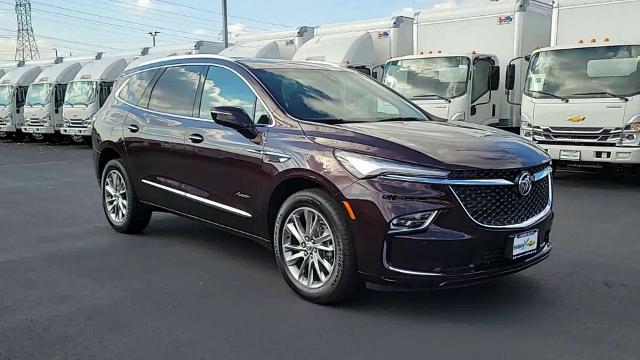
[490,66,500,91]
[505,64,516,91]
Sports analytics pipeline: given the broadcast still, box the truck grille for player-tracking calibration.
[450,165,551,228]
[66,119,85,127]
[532,126,621,145]
[26,119,44,126]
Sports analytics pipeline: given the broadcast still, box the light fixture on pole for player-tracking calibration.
[148,31,160,47]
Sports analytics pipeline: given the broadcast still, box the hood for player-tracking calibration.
[24,105,48,119]
[63,106,95,121]
[301,120,549,170]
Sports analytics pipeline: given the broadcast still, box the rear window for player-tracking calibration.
[117,69,159,106]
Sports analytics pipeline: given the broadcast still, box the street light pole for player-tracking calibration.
[148,31,160,47]
[221,0,228,48]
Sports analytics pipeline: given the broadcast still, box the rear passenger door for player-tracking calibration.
[122,65,208,209]
[178,65,270,233]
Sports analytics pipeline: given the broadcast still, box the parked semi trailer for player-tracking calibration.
[293,16,413,78]
[219,27,314,59]
[0,64,44,139]
[382,0,551,129]
[518,0,640,168]
[60,56,129,142]
[21,58,86,139]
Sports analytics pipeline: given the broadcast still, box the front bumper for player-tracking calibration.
[60,126,92,136]
[342,175,554,288]
[541,143,640,164]
[0,124,17,132]
[22,125,55,134]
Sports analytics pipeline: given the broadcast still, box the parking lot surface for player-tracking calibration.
[1,139,639,360]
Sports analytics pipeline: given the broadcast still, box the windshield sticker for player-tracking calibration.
[529,74,545,92]
[498,15,513,25]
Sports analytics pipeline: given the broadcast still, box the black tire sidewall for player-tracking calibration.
[274,190,353,302]
[101,159,137,232]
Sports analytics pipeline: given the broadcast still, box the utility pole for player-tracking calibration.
[221,0,228,48]
[15,0,40,61]
[148,31,160,47]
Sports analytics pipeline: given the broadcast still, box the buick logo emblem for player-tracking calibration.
[516,172,533,196]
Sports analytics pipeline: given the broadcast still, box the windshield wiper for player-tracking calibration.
[526,90,569,103]
[571,92,629,102]
[412,94,451,103]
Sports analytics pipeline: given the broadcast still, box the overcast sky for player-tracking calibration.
[0,0,470,61]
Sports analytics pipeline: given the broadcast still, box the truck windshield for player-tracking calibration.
[252,67,428,123]
[64,81,96,106]
[525,45,640,99]
[0,85,13,106]
[26,83,52,106]
[383,57,470,100]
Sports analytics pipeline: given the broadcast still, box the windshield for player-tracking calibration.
[0,85,13,107]
[252,68,428,123]
[64,81,97,106]
[383,56,470,100]
[25,83,52,107]
[525,45,640,99]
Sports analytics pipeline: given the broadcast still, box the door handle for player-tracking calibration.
[189,134,204,144]
[126,124,139,133]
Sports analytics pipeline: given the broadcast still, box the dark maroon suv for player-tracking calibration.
[92,55,553,303]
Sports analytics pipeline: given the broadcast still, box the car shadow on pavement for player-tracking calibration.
[138,214,550,321]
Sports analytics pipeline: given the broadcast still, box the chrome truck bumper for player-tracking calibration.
[0,124,17,132]
[541,144,640,164]
[60,126,92,136]
[22,125,56,134]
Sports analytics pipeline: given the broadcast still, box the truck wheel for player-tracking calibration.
[273,189,361,304]
[101,159,152,234]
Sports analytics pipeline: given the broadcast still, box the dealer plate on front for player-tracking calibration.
[559,149,581,161]
[511,230,538,259]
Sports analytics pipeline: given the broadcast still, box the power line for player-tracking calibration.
[0,26,122,50]
[151,0,291,28]
[29,0,214,39]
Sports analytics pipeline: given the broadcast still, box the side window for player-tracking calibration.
[254,100,270,125]
[148,65,206,117]
[471,60,491,103]
[16,86,27,107]
[198,66,258,122]
[117,69,159,106]
[54,84,66,107]
[99,82,113,107]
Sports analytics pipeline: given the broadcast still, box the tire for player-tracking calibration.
[274,188,360,304]
[101,159,152,234]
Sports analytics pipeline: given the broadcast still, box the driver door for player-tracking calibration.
[469,57,500,125]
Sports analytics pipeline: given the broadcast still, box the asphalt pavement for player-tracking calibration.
[1,139,639,360]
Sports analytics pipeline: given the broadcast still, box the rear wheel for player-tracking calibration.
[101,159,152,233]
[274,189,360,304]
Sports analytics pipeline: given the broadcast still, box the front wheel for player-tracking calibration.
[274,189,360,304]
[101,159,152,234]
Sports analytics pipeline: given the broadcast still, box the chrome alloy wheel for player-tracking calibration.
[104,170,128,224]
[282,207,336,289]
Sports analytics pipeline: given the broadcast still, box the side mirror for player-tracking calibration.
[211,106,257,139]
[505,64,516,91]
[490,65,500,91]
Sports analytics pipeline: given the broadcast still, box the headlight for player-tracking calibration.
[335,150,450,180]
[621,114,640,146]
[520,114,534,139]
[625,114,640,132]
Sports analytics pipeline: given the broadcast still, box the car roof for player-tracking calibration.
[122,54,346,76]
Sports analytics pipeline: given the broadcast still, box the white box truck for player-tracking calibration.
[518,0,640,168]
[382,0,551,129]
[293,16,413,78]
[219,27,314,59]
[0,64,44,139]
[21,59,85,139]
[60,56,129,142]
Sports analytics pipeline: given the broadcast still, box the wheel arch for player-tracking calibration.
[97,145,124,182]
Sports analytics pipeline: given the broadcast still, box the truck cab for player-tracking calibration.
[382,53,500,123]
[521,43,640,165]
[0,65,43,139]
[60,57,128,141]
[21,60,83,138]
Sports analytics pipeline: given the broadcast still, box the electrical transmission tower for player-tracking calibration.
[14,0,39,61]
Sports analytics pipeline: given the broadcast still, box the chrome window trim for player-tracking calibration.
[449,171,553,230]
[141,179,252,218]
[115,62,275,127]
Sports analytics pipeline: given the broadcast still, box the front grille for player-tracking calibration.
[26,119,44,126]
[67,119,85,127]
[532,126,621,145]
[449,163,549,180]
[451,176,551,227]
